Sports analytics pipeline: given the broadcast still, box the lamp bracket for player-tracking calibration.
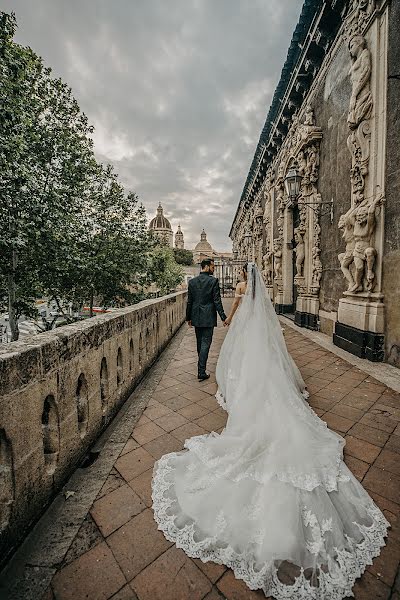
[289,196,334,221]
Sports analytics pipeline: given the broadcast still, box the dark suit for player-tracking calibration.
[186,271,227,377]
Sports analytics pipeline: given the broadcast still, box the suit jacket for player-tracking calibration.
[186,272,227,327]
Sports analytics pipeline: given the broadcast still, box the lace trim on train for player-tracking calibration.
[152,453,389,600]
[184,432,345,492]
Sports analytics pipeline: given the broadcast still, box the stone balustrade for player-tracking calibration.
[0,291,187,563]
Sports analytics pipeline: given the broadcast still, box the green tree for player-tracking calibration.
[57,163,153,316]
[0,12,94,339]
[0,11,182,339]
[173,247,194,266]
[149,246,184,296]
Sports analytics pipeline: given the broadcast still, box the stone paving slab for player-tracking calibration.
[2,302,400,600]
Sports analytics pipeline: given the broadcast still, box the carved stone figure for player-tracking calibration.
[338,210,356,290]
[263,179,273,220]
[294,228,305,277]
[349,194,383,292]
[273,239,283,279]
[301,106,320,142]
[338,193,383,293]
[276,185,285,210]
[347,34,373,130]
[304,105,315,126]
[277,161,285,182]
[308,145,319,185]
[262,250,273,286]
[312,247,323,288]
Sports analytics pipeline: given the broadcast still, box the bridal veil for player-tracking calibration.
[152,263,388,600]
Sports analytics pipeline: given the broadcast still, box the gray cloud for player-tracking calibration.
[9,0,302,250]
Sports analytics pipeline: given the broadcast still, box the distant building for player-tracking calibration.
[192,229,214,264]
[148,203,173,247]
[175,224,184,249]
[148,212,234,293]
[190,229,233,293]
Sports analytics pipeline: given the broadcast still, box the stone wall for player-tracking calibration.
[230,1,398,364]
[315,42,352,316]
[383,0,400,367]
[0,292,187,563]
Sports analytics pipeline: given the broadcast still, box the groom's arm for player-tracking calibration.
[212,278,227,322]
[186,281,193,322]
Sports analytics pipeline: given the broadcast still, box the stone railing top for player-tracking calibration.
[0,291,187,396]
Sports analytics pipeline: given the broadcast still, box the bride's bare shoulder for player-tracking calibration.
[235,282,246,296]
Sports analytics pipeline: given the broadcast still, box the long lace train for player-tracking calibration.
[152,449,388,600]
[151,264,389,599]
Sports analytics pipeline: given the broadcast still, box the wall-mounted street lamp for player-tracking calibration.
[284,167,303,200]
[284,166,334,223]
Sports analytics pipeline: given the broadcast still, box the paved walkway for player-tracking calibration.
[5,304,400,600]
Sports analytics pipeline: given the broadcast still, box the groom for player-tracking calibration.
[186,258,228,381]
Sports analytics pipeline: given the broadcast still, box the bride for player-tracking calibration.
[152,262,389,599]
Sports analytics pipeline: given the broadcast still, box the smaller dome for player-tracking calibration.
[194,229,213,252]
[149,203,172,230]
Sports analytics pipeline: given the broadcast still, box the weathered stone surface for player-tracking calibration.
[90,484,145,537]
[52,542,126,600]
[2,314,400,600]
[344,435,381,464]
[217,570,267,599]
[0,292,186,565]
[62,513,103,566]
[106,509,172,581]
[383,0,400,368]
[131,546,212,600]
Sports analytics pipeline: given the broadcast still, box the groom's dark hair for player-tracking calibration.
[201,258,214,269]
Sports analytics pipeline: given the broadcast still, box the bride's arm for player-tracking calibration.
[225,283,243,325]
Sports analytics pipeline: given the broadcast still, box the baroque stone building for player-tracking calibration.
[175,224,185,249]
[230,0,399,366]
[149,203,174,247]
[192,229,215,263]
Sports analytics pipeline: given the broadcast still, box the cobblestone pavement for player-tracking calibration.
[31,310,400,599]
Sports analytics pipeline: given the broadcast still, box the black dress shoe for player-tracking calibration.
[198,373,210,381]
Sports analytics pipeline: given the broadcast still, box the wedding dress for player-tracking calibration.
[151,263,389,599]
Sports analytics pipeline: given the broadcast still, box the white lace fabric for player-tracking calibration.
[152,453,389,600]
[151,264,389,599]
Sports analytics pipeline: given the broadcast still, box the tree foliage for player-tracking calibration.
[149,246,184,296]
[0,12,183,340]
[173,247,194,266]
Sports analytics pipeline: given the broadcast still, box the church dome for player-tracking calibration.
[194,229,213,253]
[149,203,172,230]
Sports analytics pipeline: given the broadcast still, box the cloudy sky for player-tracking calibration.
[9,0,302,251]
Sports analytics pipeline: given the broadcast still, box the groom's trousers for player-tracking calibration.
[195,326,214,377]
